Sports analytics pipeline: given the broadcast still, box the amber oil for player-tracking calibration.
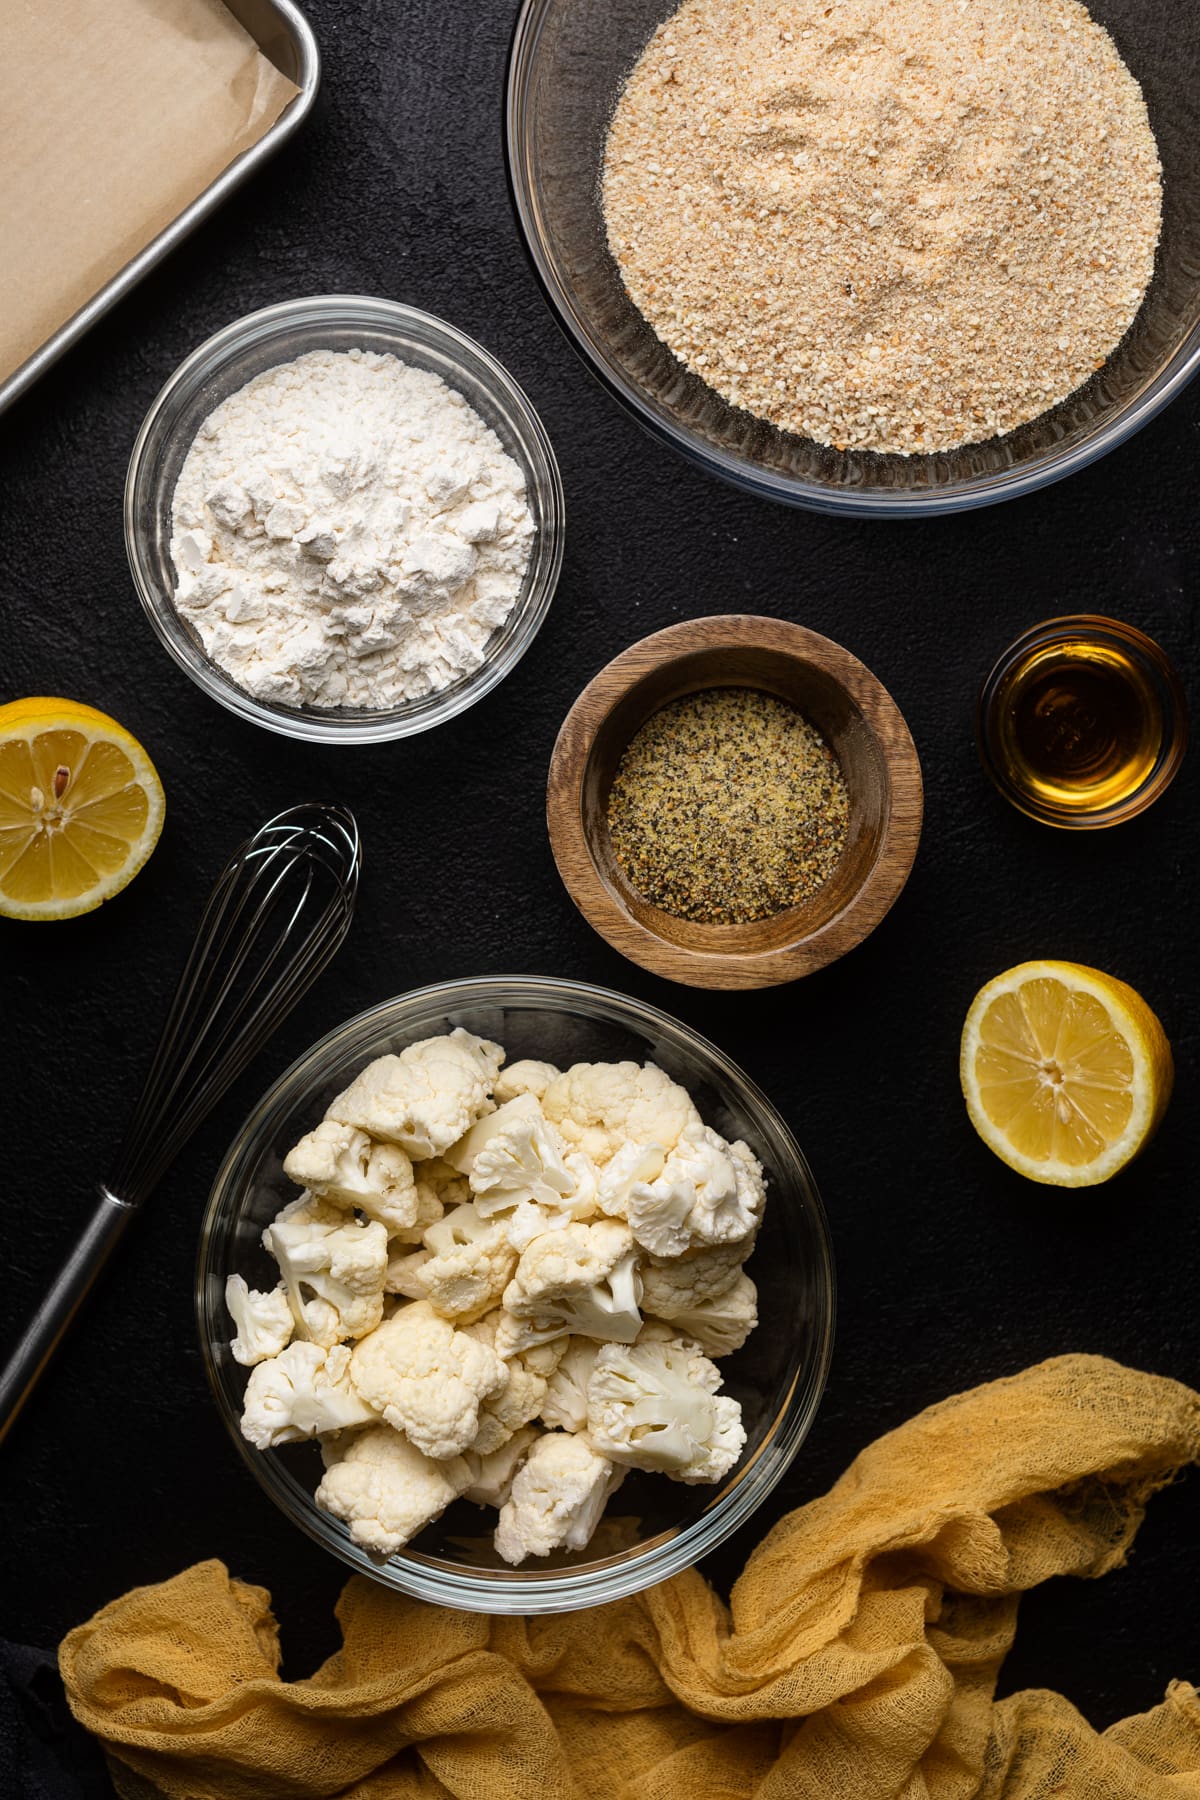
[978,617,1187,828]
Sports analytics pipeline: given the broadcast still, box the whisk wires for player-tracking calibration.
[107,804,360,1204]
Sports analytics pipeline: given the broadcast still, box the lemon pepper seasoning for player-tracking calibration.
[607,687,849,925]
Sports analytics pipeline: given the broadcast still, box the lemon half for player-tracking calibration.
[0,697,165,921]
[960,960,1173,1187]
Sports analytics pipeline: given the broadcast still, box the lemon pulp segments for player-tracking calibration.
[973,978,1134,1168]
[0,702,164,919]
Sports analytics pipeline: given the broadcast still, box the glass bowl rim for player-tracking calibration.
[976,612,1189,828]
[124,294,566,744]
[504,0,1200,519]
[196,972,836,1613]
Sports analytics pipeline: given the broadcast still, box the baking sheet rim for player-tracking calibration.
[0,0,321,418]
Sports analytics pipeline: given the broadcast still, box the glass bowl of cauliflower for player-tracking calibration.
[198,976,834,1613]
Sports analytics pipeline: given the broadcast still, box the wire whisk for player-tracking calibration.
[110,803,360,1201]
[0,802,361,1443]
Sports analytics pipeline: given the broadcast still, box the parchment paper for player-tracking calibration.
[0,0,299,384]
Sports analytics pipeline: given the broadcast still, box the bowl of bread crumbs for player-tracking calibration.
[546,617,923,988]
[507,0,1199,515]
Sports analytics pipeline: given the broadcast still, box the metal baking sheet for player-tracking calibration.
[0,0,319,418]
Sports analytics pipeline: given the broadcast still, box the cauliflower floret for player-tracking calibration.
[326,1030,504,1159]
[504,1153,601,1251]
[283,1120,421,1235]
[638,1237,753,1317]
[492,1059,560,1105]
[501,1219,643,1351]
[382,1156,500,1299]
[541,1062,700,1166]
[463,1313,555,1454]
[493,1431,624,1564]
[387,1180,445,1248]
[411,1201,518,1324]
[625,1124,764,1257]
[506,1218,634,1307]
[445,1095,577,1220]
[349,1301,506,1460]
[316,1425,470,1555]
[586,1339,746,1484]
[461,1425,539,1508]
[491,1309,536,1360]
[596,1141,667,1221]
[644,1271,758,1359]
[411,1158,471,1209]
[263,1193,389,1346]
[376,1160,459,1253]
[728,1139,768,1233]
[520,1335,570,1380]
[240,1342,377,1449]
[539,1337,602,1433]
[442,1097,534,1176]
[225,1274,294,1366]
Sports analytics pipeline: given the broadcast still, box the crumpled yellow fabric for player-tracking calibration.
[60,1354,1200,1800]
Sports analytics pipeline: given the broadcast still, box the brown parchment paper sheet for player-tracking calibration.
[0,0,299,384]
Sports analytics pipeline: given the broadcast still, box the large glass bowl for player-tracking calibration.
[126,297,564,742]
[506,0,1200,517]
[198,976,835,1614]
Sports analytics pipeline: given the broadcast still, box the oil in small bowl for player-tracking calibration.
[977,617,1187,828]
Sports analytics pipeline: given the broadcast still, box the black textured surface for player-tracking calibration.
[0,1637,111,1800]
[1,0,1198,1767]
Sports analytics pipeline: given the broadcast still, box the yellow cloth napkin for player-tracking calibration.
[60,1354,1200,1800]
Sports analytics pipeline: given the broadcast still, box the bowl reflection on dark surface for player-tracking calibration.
[198,977,834,1614]
[507,0,1200,516]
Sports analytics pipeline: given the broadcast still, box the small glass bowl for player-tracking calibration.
[977,616,1188,828]
[507,0,1200,517]
[197,976,835,1614]
[125,297,565,743]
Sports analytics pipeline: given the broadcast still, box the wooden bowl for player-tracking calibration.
[547,616,923,990]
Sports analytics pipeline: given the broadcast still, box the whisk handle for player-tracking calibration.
[0,1188,134,1446]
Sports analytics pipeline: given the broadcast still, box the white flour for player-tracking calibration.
[169,349,535,709]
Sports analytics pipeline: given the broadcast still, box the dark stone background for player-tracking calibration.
[1,0,1197,1778]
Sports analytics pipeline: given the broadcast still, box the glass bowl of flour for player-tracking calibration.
[126,297,565,741]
